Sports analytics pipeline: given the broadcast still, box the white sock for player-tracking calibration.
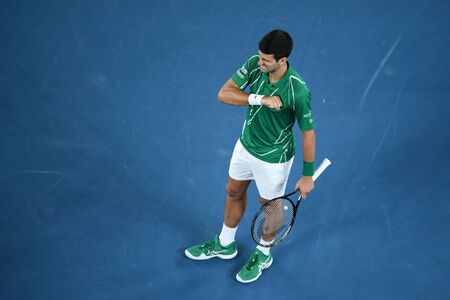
[219,223,237,247]
[256,245,271,256]
[259,238,274,247]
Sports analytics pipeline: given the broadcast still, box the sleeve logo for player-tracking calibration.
[236,66,248,79]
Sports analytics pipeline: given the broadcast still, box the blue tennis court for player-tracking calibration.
[1,0,449,299]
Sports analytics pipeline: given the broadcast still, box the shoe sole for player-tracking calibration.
[235,256,273,283]
[184,249,238,260]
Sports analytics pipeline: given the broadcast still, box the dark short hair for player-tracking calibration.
[258,29,293,61]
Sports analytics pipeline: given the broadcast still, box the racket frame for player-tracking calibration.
[250,158,331,247]
[250,190,302,247]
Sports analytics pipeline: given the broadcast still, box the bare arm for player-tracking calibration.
[217,79,250,106]
[295,129,316,198]
[217,79,283,110]
[302,129,315,163]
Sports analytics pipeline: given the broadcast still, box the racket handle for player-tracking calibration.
[312,158,331,182]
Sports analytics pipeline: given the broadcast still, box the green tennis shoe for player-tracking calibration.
[236,248,273,283]
[185,235,238,260]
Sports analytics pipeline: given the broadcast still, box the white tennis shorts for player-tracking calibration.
[228,139,294,200]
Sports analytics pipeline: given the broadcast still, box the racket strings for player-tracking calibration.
[252,198,295,245]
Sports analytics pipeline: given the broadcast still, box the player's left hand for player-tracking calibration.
[295,176,314,199]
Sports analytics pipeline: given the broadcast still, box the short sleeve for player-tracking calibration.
[230,55,260,90]
[295,88,315,131]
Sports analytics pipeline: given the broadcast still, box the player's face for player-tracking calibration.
[258,51,281,73]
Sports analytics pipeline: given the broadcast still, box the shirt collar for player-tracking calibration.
[263,62,292,88]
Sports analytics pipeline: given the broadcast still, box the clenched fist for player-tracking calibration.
[261,95,282,111]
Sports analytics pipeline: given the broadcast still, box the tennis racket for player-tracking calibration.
[251,158,331,247]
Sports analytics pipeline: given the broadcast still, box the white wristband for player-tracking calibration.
[248,94,264,106]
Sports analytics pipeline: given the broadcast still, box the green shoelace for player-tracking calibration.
[199,239,217,254]
[245,252,261,270]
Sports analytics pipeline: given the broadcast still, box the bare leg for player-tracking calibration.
[260,197,282,243]
[223,176,251,228]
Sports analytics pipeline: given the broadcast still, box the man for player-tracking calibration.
[185,29,315,283]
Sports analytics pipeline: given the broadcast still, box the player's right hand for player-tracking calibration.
[261,95,282,111]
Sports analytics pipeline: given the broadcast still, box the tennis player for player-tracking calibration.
[185,29,315,283]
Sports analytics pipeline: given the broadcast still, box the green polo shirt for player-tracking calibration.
[231,54,314,163]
